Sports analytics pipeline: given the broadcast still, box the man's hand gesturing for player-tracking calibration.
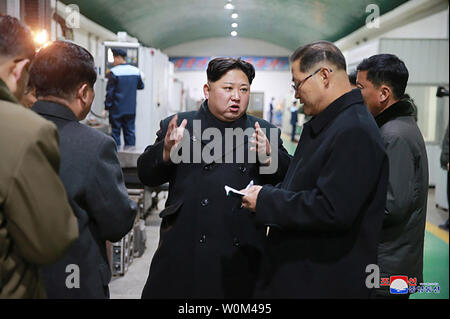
[163,114,188,162]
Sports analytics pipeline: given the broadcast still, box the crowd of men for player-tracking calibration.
[0,13,438,299]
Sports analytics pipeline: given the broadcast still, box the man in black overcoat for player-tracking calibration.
[242,41,389,298]
[138,57,291,298]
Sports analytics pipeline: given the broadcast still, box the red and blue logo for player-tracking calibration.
[389,276,409,294]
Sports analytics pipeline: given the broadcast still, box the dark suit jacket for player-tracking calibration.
[255,89,389,298]
[137,101,291,298]
[32,100,137,299]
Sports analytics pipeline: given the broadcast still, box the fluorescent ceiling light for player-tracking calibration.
[231,12,238,19]
[231,22,238,28]
[231,31,237,37]
[224,2,234,10]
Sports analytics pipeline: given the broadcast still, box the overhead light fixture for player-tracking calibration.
[224,1,234,10]
[231,12,238,19]
[231,22,238,28]
[231,31,237,37]
[34,29,48,46]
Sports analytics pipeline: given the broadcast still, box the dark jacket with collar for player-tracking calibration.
[255,89,389,298]
[137,101,291,298]
[32,100,137,298]
[374,99,428,296]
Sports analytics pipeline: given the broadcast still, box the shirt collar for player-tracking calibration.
[308,88,364,136]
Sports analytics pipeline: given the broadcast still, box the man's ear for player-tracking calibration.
[203,83,210,99]
[11,58,30,82]
[379,85,391,103]
[321,68,332,88]
[77,83,90,103]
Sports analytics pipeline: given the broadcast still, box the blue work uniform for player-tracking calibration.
[105,63,144,146]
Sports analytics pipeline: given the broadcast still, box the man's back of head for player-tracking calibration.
[30,41,97,120]
[0,14,35,100]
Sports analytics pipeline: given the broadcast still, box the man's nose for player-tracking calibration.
[231,89,240,100]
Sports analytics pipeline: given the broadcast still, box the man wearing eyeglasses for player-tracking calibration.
[241,41,389,298]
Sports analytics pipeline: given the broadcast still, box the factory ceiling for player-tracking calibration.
[61,0,408,51]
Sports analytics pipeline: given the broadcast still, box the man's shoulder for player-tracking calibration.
[110,64,141,77]
[0,101,59,175]
[326,103,383,146]
[162,111,198,125]
[246,114,275,129]
[380,116,424,145]
[0,100,57,139]
[61,121,116,152]
[80,122,115,144]
[336,102,376,130]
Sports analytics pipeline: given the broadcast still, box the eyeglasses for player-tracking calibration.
[291,67,333,91]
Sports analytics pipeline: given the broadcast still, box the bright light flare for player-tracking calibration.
[34,29,48,45]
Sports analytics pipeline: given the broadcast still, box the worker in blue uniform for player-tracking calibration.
[105,48,144,148]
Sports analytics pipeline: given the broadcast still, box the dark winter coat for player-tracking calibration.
[138,100,291,298]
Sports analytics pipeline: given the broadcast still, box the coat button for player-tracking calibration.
[201,198,209,207]
[239,165,247,173]
[200,234,206,243]
[233,237,240,247]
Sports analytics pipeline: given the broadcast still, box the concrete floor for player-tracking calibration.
[109,210,162,299]
[109,188,449,299]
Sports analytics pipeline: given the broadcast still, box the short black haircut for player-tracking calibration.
[357,54,409,100]
[30,41,97,100]
[112,48,127,57]
[290,40,347,73]
[207,57,255,85]
[0,14,35,60]
[348,70,357,86]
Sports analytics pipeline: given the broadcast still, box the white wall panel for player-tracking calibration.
[379,39,449,85]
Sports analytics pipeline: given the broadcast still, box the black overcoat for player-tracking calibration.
[138,101,291,298]
[254,89,389,298]
[32,100,137,298]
